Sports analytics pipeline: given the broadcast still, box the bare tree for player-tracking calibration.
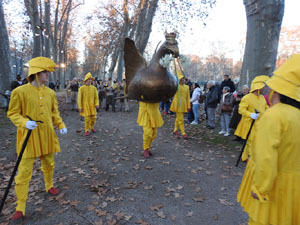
[0,0,13,95]
[241,0,284,86]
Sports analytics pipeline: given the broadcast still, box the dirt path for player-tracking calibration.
[0,95,248,225]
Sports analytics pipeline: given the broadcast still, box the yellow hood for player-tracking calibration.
[250,75,270,92]
[267,54,300,101]
[84,72,94,81]
[28,57,57,77]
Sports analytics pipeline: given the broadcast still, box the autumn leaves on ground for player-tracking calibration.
[0,96,248,225]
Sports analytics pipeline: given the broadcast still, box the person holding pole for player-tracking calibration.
[77,72,99,136]
[170,61,190,139]
[234,75,269,161]
[7,56,67,220]
[237,54,300,225]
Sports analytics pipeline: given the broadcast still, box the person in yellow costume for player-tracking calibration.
[7,56,67,220]
[77,72,99,136]
[234,75,269,161]
[170,65,190,139]
[237,54,300,225]
[137,101,164,158]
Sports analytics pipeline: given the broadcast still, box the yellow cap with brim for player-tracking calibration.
[250,75,270,92]
[28,57,56,77]
[267,54,300,101]
[84,72,94,81]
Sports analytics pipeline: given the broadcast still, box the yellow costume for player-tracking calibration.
[237,54,300,225]
[7,57,66,215]
[234,76,269,161]
[77,73,99,133]
[137,102,163,151]
[170,68,190,136]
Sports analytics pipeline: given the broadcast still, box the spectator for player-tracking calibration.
[218,86,234,136]
[220,74,235,93]
[229,85,249,141]
[190,83,201,124]
[70,78,79,111]
[48,81,56,91]
[204,80,219,129]
[10,74,22,91]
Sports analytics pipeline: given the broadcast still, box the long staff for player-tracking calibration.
[0,116,43,215]
[235,110,258,167]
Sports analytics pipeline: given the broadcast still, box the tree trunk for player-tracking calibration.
[241,0,284,86]
[0,0,13,94]
[24,0,42,57]
[116,0,129,81]
[44,0,51,58]
[135,0,159,54]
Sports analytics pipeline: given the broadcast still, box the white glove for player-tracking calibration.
[250,113,259,120]
[60,128,67,135]
[26,121,38,130]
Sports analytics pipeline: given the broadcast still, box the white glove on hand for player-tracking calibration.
[250,113,259,120]
[26,121,38,130]
[60,128,67,135]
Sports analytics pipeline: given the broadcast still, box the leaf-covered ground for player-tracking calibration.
[0,95,248,225]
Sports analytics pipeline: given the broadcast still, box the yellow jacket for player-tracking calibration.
[7,83,65,158]
[78,85,99,116]
[170,84,190,113]
[237,103,300,225]
[137,102,164,128]
[234,93,268,139]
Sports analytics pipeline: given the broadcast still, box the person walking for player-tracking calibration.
[190,83,201,124]
[7,56,67,220]
[137,102,164,158]
[237,54,300,225]
[77,72,99,136]
[170,68,190,139]
[234,75,269,161]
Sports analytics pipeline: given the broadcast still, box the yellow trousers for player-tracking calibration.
[249,217,265,225]
[84,115,96,132]
[15,153,55,215]
[174,112,185,135]
[142,127,157,150]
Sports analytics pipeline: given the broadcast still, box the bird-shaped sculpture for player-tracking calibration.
[124,33,179,102]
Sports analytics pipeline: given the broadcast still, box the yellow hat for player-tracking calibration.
[267,54,300,101]
[173,61,184,80]
[84,72,94,81]
[28,57,56,77]
[250,75,270,92]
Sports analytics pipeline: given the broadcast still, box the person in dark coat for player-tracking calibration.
[220,74,236,93]
[229,85,249,140]
[204,80,219,129]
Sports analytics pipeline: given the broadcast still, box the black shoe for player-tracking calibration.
[208,126,215,129]
[233,136,242,141]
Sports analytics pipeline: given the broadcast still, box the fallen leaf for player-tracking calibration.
[187,211,193,217]
[219,199,235,206]
[193,196,206,202]
[157,211,166,219]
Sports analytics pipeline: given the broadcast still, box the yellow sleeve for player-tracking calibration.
[77,87,82,109]
[186,86,190,110]
[238,97,251,118]
[251,111,280,202]
[94,87,99,107]
[51,92,66,130]
[7,89,28,128]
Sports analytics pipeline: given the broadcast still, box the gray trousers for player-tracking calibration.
[207,107,216,128]
[220,113,231,133]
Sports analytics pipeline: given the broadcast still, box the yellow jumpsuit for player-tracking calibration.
[137,102,164,151]
[234,93,268,160]
[170,84,190,135]
[78,85,99,132]
[237,103,300,225]
[7,83,66,215]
